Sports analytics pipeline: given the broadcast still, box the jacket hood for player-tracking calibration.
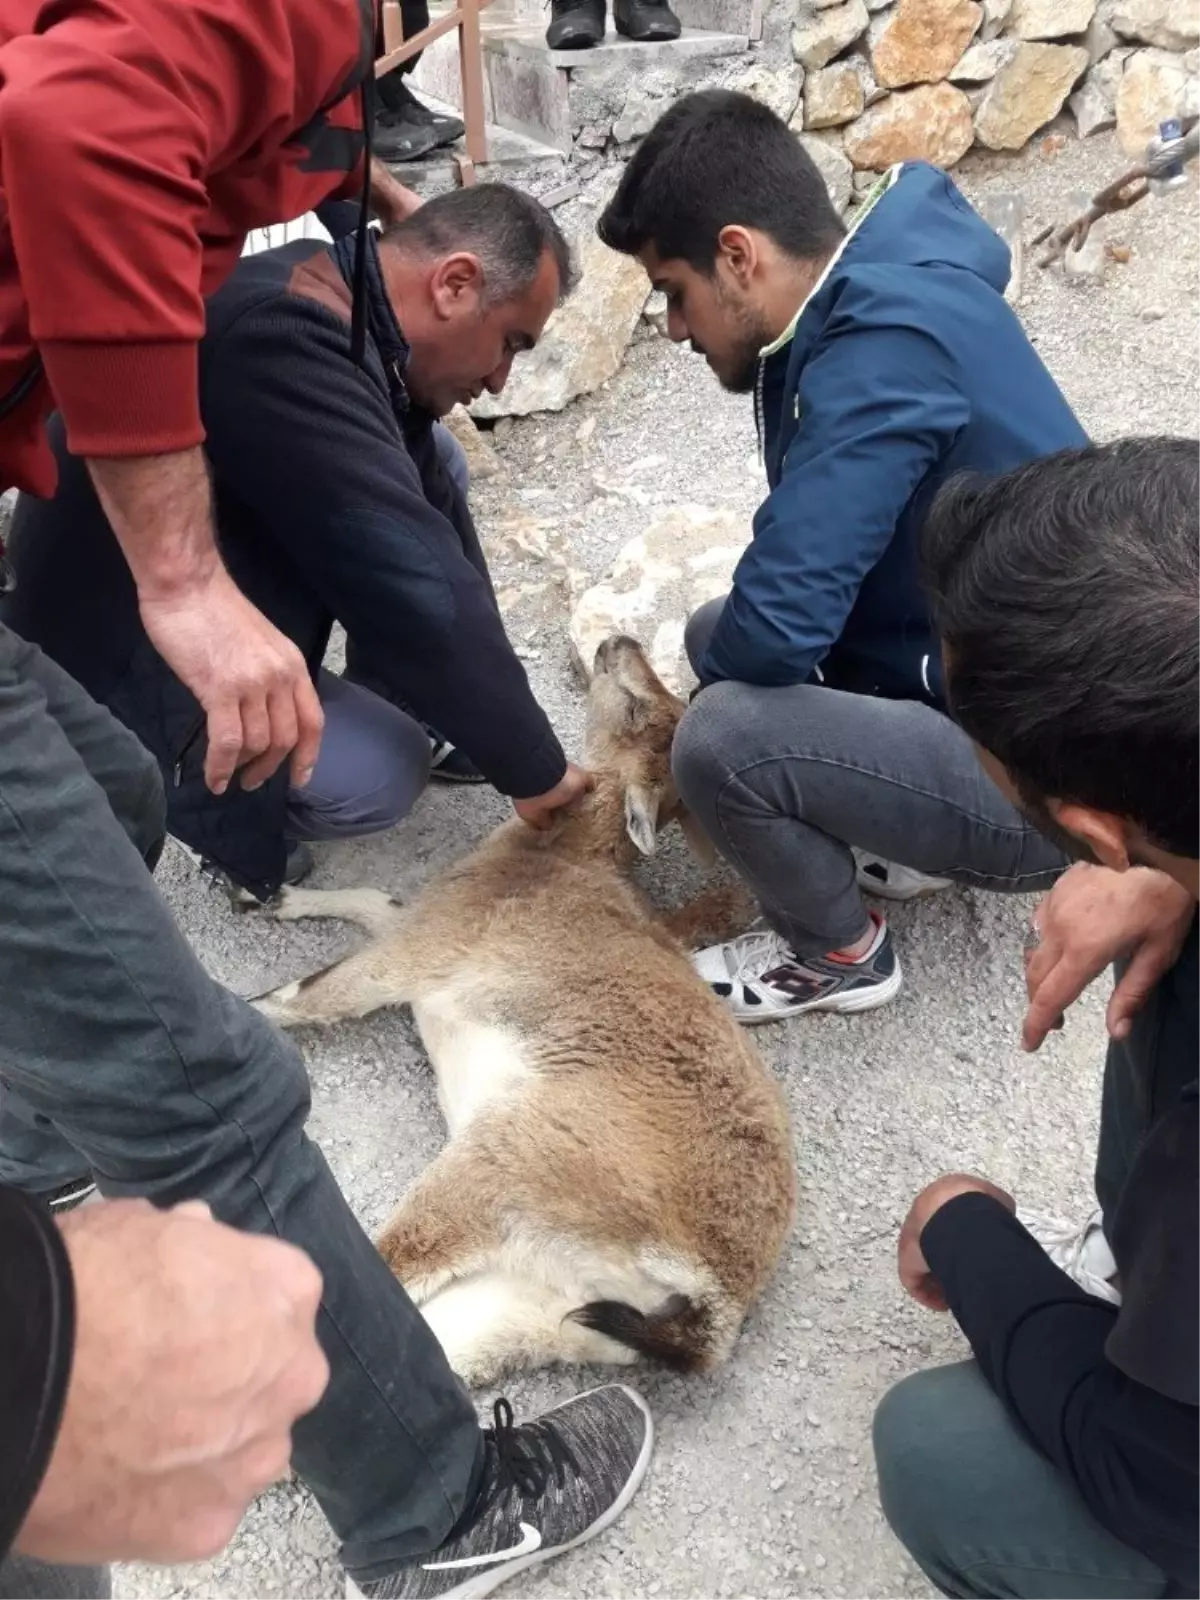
[841,162,1011,291]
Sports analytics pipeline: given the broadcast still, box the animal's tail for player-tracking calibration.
[567,1293,715,1372]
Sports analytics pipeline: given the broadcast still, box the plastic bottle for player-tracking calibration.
[1147,118,1187,199]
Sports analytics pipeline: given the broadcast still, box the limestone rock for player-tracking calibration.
[981,0,1014,37]
[950,38,1017,79]
[471,231,650,420]
[730,63,805,123]
[1116,45,1193,152]
[1010,0,1097,40]
[793,0,870,70]
[792,127,856,209]
[443,406,504,481]
[642,290,670,337]
[974,41,1090,147]
[853,53,889,103]
[806,61,867,124]
[844,81,976,166]
[568,509,748,695]
[1109,0,1200,49]
[871,0,983,87]
[1069,48,1130,133]
[612,86,666,144]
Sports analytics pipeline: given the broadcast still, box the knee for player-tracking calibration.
[684,596,727,675]
[671,680,746,816]
[291,721,432,841]
[873,1368,969,1570]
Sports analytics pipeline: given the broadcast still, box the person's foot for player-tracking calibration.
[853,849,952,902]
[1018,1207,1121,1304]
[350,1385,653,1599]
[613,0,681,41]
[429,734,486,785]
[37,1174,98,1213]
[380,79,465,149]
[693,911,903,1023]
[547,0,606,49]
[373,116,442,165]
[199,840,314,896]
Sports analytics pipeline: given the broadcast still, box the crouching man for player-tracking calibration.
[874,438,1198,1599]
[597,91,1086,1023]
[4,185,586,901]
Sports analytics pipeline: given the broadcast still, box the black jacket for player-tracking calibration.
[2,230,565,899]
[0,1186,74,1558]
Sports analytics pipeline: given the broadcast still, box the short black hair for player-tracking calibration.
[383,183,575,303]
[597,89,845,271]
[923,438,1199,858]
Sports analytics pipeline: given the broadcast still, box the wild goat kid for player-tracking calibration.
[253,636,796,1385]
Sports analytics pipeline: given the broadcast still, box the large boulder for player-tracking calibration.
[871,0,983,87]
[791,127,856,210]
[1116,45,1195,152]
[568,508,748,695]
[1109,0,1200,50]
[1010,0,1097,40]
[471,230,649,420]
[1069,48,1130,134]
[793,0,871,70]
[844,81,976,166]
[805,62,868,125]
[974,41,1090,147]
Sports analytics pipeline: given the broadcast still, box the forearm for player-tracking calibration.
[87,450,223,601]
[369,159,421,225]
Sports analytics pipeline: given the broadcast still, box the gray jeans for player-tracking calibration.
[0,624,480,1585]
[871,905,1197,1598]
[674,598,1065,955]
[0,1557,108,1599]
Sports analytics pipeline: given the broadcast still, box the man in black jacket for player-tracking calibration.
[874,438,1198,1598]
[6,184,588,904]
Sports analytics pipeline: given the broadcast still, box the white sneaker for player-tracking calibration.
[853,849,952,902]
[1018,1207,1121,1304]
[692,912,903,1024]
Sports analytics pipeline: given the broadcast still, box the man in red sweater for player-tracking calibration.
[0,4,649,1597]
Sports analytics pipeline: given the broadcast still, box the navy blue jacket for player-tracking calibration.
[699,164,1089,704]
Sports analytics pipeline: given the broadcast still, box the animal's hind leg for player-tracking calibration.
[420,1275,638,1388]
[269,885,406,939]
[251,935,413,1027]
[377,1145,505,1306]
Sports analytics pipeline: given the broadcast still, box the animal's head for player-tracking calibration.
[585,635,711,861]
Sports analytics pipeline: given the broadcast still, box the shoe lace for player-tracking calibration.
[486,1398,582,1499]
[725,927,797,985]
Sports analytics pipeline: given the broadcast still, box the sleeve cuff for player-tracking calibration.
[41,340,203,458]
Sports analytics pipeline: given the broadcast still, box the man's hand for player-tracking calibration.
[17,1200,328,1566]
[369,159,421,227]
[513,764,596,831]
[88,450,324,795]
[1023,863,1194,1052]
[898,1174,1016,1311]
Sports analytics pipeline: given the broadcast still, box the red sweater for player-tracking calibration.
[0,0,374,497]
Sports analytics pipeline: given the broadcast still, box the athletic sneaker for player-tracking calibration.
[693,910,903,1024]
[351,1385,653,1600]
[429,735,486,785]
[37,1175,98,1213]
[853,849,951,902]
[1019,1207,1121,1305]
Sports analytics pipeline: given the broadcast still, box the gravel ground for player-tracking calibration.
[117,131,1197,1600]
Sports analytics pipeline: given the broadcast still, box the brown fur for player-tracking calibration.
[253,637,796,1385]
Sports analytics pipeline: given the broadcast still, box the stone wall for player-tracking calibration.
[788,0,1197,187]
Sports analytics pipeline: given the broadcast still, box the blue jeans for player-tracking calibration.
[0,623,480,1585]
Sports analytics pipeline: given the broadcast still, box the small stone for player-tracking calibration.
[575,123,610,151]
[1086,12,1120,60]
[814,1553,828,1569]
[612,86,665,144]
[442,406,503,481]
[729,62,805,123]
[981,0,1013,36]
[950,38,1016,79]
[844,81,976,167]
[1141,303,1167,319]
[1069,48,1129,134]
[806,61,867,124]
[853,53,889,103]
[1116,45,1192,153]
[642,290,670,337]
[872,0,983,88]
[1109,0,1199,49]
[793,0,871,70]
[793,127,856,210]
[1010,0,1097,39]
[974,41,1090,148]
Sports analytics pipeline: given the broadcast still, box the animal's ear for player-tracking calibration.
[624,785,659,857]
[678,805,716,866]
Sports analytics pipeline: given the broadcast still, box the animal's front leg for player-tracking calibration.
[268,885,407,939]
[251,935,414,1028]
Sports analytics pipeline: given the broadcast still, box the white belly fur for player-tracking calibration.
[412,992,535,1137]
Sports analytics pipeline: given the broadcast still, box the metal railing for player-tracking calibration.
[377,0,499,181]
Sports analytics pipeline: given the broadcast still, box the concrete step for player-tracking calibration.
[383,119,567,191]
[413,19,749,152]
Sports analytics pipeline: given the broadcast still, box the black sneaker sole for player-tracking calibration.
[347,1387,653,1600]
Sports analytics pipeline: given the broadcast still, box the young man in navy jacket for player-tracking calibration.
[600,90,1085,1023]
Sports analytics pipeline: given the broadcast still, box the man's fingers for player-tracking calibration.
[204,702,246,795]
[1106,941,1167,1041]
[1022,955,1087,1051]
[289,674,325,790]
[240,688,300,792]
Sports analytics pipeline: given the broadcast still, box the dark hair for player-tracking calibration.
[597,89,845,271]
[383,183,575,303]
[923,437,1199,858]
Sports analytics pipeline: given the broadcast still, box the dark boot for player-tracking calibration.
[546,0,606,49]
[378,74,465,149]
[372,114,441,164]
[613,0,681,41]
